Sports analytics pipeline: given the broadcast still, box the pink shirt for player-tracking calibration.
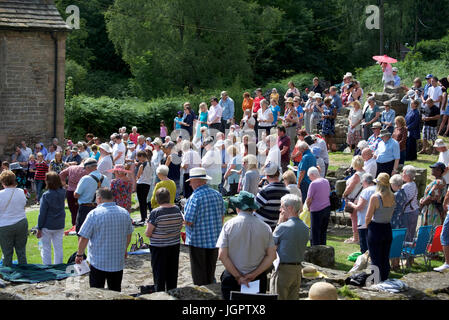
[307,178,331,212]
[160,126,168,138]
[129,132,139,145]
[59,165,87,192]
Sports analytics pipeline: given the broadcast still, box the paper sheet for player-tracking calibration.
[273,253,280,272]
[241,280,260,294]
[73,260,90,275]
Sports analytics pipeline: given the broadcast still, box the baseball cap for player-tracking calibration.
[426,74,434,79]
[430,162,446,171]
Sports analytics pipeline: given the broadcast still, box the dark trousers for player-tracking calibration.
[406,137,417,161]
[226,183,239,196]
[399,150,406,165]
[209,123,222,134]
[220,269,267,301]
[299,180,310,208]
[89,265,123,292]
[281,161,289,174]
[221,119,231,134]
[0,218,28,267]
[136,183,151,222]
[358,228,368,254]
[35,180,45,202]
[367,221,392,281]
[150,244,180,292]
[376,160,395,177]
[183,173,193,199]
[310,206,331,246]
[66,190,79,226]
[188,246,218,286]
[76,205,96,235]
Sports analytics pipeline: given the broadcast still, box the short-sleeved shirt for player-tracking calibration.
[364,105,380,124]
[0,188,27,227]
[357,186,377,227]
[253,96,264,113]
[59,165,87,192]
[297,149,316,185]
[270,105,281,125]
[216,212,274,275]
[74,171,109,204]
[150,179,176,209]
[148,206,183,247]
[184,184,225,248]
[273,217,309,263]
[428,86,443,108]
[307,178,330,212]
[278,135,291,163]
[375,137,400,163]
[112,142,126,165]
[66,154,82,165]
[78,202,133,272]
[254,182,290,229]
[439,150,449,184]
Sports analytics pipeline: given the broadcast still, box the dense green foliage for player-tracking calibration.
[56,0,449,101]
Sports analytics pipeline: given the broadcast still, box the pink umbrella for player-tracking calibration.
[372,55,397,64]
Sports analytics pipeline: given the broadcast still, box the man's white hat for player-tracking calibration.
[186,167,212,182]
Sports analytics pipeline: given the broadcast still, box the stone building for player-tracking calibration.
[0,0,70,161]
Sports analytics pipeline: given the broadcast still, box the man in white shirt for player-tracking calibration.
[112,134,126,165]
[264,134,281,173]
[362,147,377,178]
[428,76,443,111]
[20,140,32,160]
[201,137,222,190]
[435,139,449,185]
[207,97,223,133]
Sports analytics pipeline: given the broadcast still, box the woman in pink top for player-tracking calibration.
[129,126,139,145]
[305,167,331,246]
[160,121,168,139]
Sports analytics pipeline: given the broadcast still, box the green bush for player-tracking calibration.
[414,32,449,62]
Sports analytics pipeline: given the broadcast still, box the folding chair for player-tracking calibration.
[401,225,433,270]
[230,291,278,300]
[389,228,407,271]
[424,225,443,270]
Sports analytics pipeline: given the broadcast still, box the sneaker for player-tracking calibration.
[434,263,449,272]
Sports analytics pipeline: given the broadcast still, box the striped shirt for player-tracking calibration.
[35,161,49,181]
[184,184,225,248]
[254,182,290,229]
[148,206,183,247]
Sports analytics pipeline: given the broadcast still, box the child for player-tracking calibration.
[34,153,49,204]
[160,120,168,140]
[27,154,37,193]
[174,111,183,136]
[136,150,154,225]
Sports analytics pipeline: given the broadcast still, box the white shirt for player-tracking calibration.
[363,158,377,178]
[317,158,326,178]
[79,151,89,160]
[265,145,281,169]
[311,138,329,164]
[181,150,202,174]
[98,155,113,181]
[349,108,363,131]
[207,104,223,124]
[242,115,255,131]
[201,147,222,186]
[357,186,377,228]
[438,150,449,184]
[112,142,126,164]
[0,188,27,227]
[137,161,154,185]
[257,108,273,127]
[428,85,443,109]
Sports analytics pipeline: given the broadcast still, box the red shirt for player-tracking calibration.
[129,132,139,145]
[253,96,264,113]
[278,135,291,163]
[35,161,49,181]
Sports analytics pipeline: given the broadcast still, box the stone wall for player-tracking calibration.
[0,30,66,161]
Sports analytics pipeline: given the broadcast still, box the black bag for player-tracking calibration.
[89,173,105,202]
[67,251,87,264]
[329,190,342,211]
[345,272,370,287]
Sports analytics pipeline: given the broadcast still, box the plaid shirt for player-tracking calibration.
[368,134,382,152]
[78,202,133,272]
[184,184,225,248]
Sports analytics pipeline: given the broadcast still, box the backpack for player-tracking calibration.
[89,173,105,202]
[329,190,342,211]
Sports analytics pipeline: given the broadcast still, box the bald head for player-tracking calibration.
[361,148,373,161]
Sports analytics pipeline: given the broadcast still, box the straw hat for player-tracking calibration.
[185,167,212,182]
[378,129,392,138]
[313,93,322,99]
[307,91,315,98]
[99,143,112,154]
[307,282,338,300]
[374,172,390,186]
[285,97,294,104]
[371,122,382,129]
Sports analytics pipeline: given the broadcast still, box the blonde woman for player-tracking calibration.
[342,156,365,244]
[196,102,208,139]
[365,173,395,281]
[392,116,408,165]
[347,101,363,151]
[240,154,260,196]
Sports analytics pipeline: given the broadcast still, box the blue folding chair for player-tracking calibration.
[389,228,407,272]
[401,225,433,270]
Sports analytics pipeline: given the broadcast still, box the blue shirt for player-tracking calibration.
[375,138,400,163]
[331,94,342,112]
[296,105,304,119]
[381,109,396,127]
[297,149,316,185]
[424,83,432,100]
[174,116,183,130]
[74,170,109,204]
[394,75,401,87]
[219,97,235,121]
[405,109,420,139]
[184,184,225,248]
[38,188,66,230]
[78,202,133,272]
[270,105,281,125]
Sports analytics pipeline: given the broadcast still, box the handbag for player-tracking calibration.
[1,188,15,212]
[344,184,363,214]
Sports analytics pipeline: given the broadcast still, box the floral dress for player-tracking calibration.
[110,178,133,212]
[391,189,407,229]
[50,160,65,174]
[321,105,335,135]
[421,179,446,228]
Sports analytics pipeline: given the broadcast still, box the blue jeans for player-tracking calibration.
[358,228,368,254]
[35,180,45,202]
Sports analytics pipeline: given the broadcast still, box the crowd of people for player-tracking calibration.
[1,70,449,299]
